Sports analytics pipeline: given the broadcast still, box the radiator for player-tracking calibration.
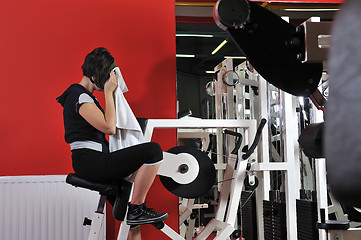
[0,175,105,240]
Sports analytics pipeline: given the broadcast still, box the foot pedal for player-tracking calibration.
[83,217,92,226]
[152,221,165,230]
[232,230,241,238]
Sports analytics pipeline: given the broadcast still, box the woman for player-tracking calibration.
[57,47,167,239]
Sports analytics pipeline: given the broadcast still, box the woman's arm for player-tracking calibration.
[79,72,118,135]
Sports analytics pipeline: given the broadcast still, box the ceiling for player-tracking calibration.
[175,1,340,77]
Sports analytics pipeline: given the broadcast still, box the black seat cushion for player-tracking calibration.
[66,173,119,196]
[66,173,133,221]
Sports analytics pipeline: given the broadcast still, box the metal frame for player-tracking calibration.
[88,195,107,240]
[179,198,208,239]
[329,229,361,240]
[249,75,301,240]
[117,118,256,240]
[196,159,249,240]
[145,119,256,143]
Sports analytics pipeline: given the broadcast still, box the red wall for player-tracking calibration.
[0,0,178,239]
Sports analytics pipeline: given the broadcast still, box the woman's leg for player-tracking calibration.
[123,143,168,225]
[127,143,163,204]
[73,143,168,225]
[72,142,164,182]
[128,227,141,240]
[130,163,161,204]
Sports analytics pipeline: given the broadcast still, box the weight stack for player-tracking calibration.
[296,199,319,240]
[263,200,287,240]
[241,190,257,240]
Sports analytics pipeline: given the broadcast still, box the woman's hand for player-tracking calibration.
[104,71,118,93]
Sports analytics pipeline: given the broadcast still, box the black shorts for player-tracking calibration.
[71,142,163,182]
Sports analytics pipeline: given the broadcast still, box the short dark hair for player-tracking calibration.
[81,47,114,89]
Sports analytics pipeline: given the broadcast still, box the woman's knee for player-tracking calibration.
[146,142,163,162]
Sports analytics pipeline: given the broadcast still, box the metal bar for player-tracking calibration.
[88,212,104,240]
[282,91,301,240]
[144,119,256,142]
[251,162,293,171]
[316,158,328,240]
[160,224,185,240]
[96,195,107,213]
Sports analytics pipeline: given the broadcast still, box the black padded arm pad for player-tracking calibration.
[136,118,148,134]
[224,1,322,96]
[298,122,324,158]
[326,0,361,207]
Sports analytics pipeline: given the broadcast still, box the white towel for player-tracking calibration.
[109,67,144,152]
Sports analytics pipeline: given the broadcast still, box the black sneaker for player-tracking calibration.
[126,202,168,225]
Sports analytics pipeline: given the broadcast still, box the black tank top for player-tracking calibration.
[56,84,109,151]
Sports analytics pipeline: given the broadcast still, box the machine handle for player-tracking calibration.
[242,118,267,160]
[224,129,243,155]
[205,134,216,155]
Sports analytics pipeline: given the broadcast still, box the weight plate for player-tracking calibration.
[160,146,216,198]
